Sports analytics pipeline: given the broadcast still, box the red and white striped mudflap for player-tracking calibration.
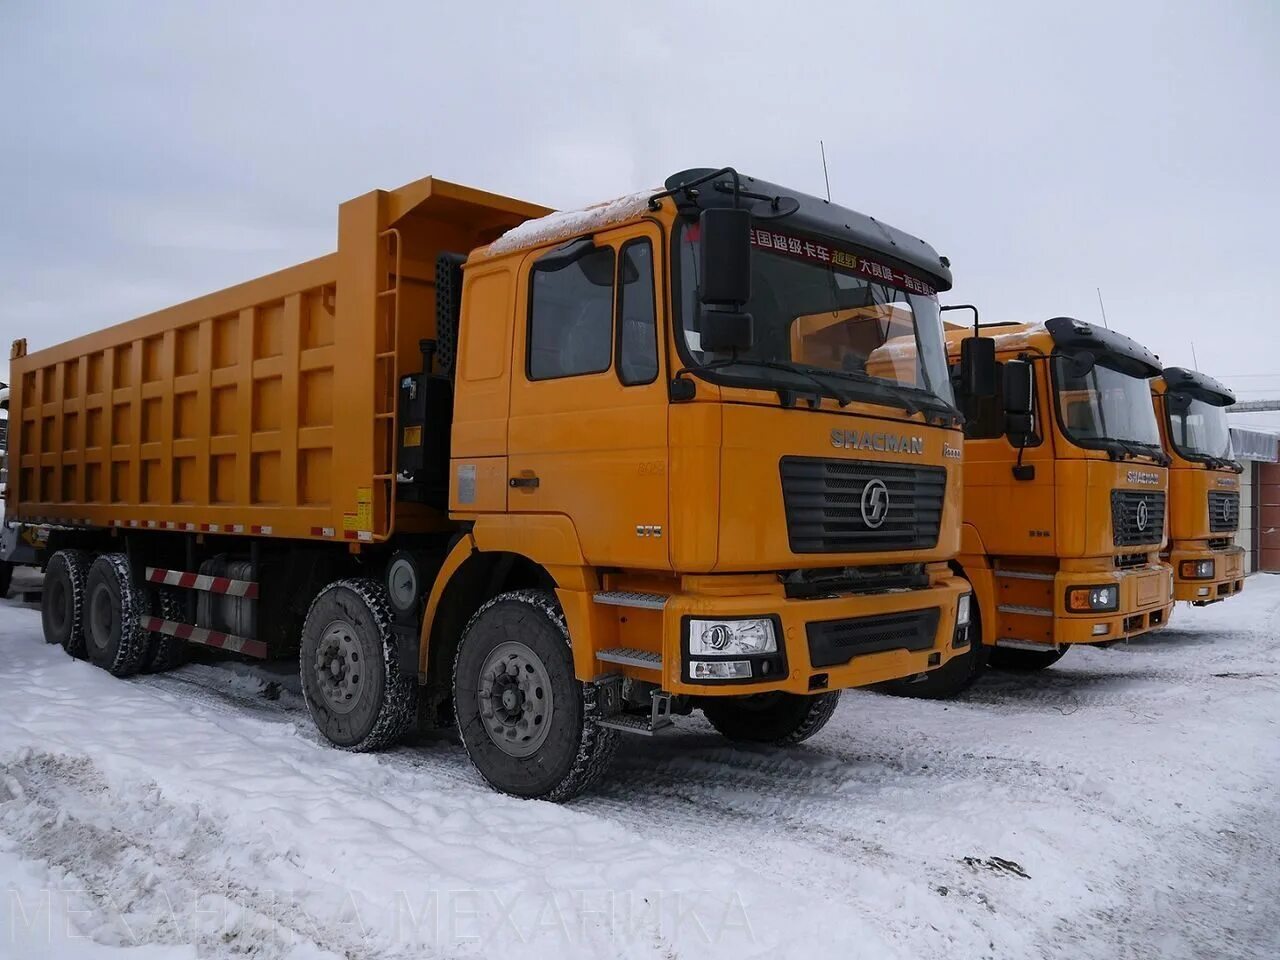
[144,566,259,599]
[139,616,268,659]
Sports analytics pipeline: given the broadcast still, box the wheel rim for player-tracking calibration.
[88,583,113,651]
[313,620,365,715]
[48,576,69,633]
[476,640,554,758]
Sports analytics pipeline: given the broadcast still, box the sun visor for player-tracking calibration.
[1045,316,1162,379]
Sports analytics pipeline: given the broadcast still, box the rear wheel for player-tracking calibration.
[42,549,91,655]
[300,579,417,751]
[702,691,841,745]
[988,645,1068,672]
[144,589,189,673]
[0,561,12,599]
[84,553,151,677]
[453,590,618,801]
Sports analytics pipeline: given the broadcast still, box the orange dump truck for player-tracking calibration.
[1152,368,1246,603]
[887,316,1174,697]
[3,167,984,799]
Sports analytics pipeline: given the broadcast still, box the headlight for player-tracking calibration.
[687,618,778,656]
[1179,559,1214,580]
[1065,584,1119,613]
[956,593,972,627]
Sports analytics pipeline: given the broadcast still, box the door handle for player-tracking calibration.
[509,475,540,489]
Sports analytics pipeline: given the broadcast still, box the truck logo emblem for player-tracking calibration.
[1135,499,1149,531]
[861,479,891,528]
[1221,498,1237,526]
[831,429,925,455]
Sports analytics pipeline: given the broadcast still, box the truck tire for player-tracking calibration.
[0,561,12,599]
[42,549,91,655]
[702,691,841,745]
[989,645,1068,672]
[878,601,988,700]
[453,590,618,801]
[84,553,151,677]
[300,579,417,751]
[144,589,189,673]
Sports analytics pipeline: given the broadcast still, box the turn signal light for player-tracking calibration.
[1065,584,1119,613]
[1179,559,1214,580]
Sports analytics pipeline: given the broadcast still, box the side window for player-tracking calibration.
[617,239,658,385]
[527,245,616,380]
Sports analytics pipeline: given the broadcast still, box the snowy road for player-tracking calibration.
[1,575,1277,960]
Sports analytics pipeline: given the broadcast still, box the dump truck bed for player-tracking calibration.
[7,177,548,542]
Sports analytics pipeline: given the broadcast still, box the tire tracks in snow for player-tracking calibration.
[0,751,377,959]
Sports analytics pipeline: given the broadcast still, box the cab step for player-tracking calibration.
[593,591,669,610]
[598,692,675,736]
[596,647,662,670]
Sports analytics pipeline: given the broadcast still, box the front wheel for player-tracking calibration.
[879,599,988,700]
[701,691,841,745]
[988,645,1068,672]
[453,590,618,801]
[300,579,418,751]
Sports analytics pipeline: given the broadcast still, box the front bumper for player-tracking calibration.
[652,573,971,696]
[1053,562,1174,643]
[994,561,1174,649]
[1169,543,1246,604]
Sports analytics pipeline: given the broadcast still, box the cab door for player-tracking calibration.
[507,222,671,570]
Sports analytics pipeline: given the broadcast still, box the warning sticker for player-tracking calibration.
[355,487,373,530]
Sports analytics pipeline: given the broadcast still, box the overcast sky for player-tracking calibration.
[2,1,1277,416]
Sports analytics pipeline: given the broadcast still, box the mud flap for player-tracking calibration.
[392,623,420,678]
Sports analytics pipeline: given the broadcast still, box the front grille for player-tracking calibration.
[1207,492,1240,533]
[780,457,947,554]
[1115,552,1148,570]
[806,608,940,668]
[1111,490,1166,547]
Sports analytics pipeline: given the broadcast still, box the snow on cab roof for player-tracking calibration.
[485,189,658,257]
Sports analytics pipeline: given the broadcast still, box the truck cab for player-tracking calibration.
[891,316,1174,694]
[1152,368,1245,604]
[430,169,977,749]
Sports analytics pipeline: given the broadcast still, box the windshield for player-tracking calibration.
[1168,394,1234,462]
[675,221,954,409]
[1055,358,1161,450]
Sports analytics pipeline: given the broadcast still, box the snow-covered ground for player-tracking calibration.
[1,574,1277,960]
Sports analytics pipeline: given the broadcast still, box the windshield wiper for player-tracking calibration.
[677,357,857,407]
[798,363,966,419]
[1104,438,1170,466]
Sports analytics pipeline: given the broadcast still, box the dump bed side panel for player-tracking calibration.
[9,254,365,540]
[8,176,550,544]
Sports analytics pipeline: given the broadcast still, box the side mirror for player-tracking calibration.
[699,208,752,306]
[959,337,997,400]
[1003,359,1036,446]
[700,309,754,353]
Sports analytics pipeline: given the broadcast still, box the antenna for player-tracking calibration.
[1095,287,1110,329]
[1191,341,1200,371]
[819,140,831,202]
